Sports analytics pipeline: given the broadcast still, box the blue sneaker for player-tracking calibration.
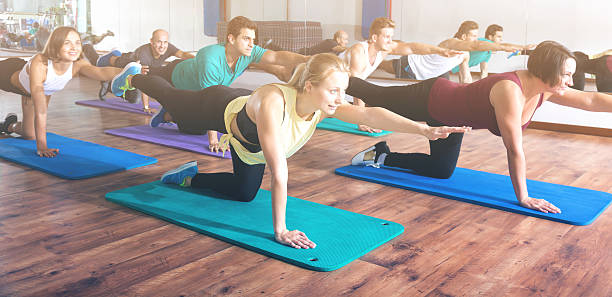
[111,62,141,97]
[96,49,121,67]
[150,107,167,127]
[161,161,198,185]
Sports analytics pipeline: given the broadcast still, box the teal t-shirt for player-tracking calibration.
[451,38,492,73]
[171,43,267,90]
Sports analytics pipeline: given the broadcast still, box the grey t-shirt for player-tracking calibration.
[132,43,179,67]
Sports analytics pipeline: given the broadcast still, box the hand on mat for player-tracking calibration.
[424,126,472,140]
[37,147,59,158]
[520,197,561,214]
[275,229,316,249]
[209,141,221,153]
[358,124,382,133]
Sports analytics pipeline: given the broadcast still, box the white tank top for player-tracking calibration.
[19,58,73,95]
[406,53,467,80]
[339,41,384,79]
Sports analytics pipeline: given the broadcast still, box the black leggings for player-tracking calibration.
[190,143,265,202]
[0,58,30,97]
[147,59,185,85]
[346,77,464,179]
[131,74,263,201]
[132,74,251,134]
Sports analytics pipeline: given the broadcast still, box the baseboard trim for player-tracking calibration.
[528,121,612,137]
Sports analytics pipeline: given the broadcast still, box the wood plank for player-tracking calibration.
[0,75,610,296]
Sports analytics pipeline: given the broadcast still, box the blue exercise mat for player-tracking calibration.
[335,165,612,225]
[0,133,157,179]
[317,117,392,137]
[106,181,404,271]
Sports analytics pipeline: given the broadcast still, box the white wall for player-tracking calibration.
[90,0,217,52]
[391,0,612,54]
[89,0,611,129]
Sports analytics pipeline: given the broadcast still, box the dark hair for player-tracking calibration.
[226,16,257,43]
[527,41,576,86]
[485,24,503,40]
[41,26,84,61]
[453,21,478,39]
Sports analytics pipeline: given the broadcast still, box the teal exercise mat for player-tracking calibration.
[335,165,612,226]
[0,133,157,179]
[316,117,392,137]
[106,181,404,271]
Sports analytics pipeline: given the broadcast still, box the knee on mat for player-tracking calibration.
[422,164,456,179]
[233,187,259,202]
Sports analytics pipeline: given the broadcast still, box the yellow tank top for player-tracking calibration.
[219,84,322,165]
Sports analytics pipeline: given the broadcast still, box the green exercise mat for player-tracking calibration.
[106,181,403,271]
[317,117,392,137]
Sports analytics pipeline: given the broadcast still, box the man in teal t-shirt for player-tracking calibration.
[171,42,267,90]
[149,16,309,151]
[451,24,504,78]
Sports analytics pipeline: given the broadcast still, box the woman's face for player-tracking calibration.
[307,70,349,115]
[550,58,576,95]
[59,31,82,62]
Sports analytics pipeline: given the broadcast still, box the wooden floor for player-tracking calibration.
[1,77,611,297]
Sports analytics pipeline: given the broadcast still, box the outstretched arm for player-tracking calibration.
[254,86,316,249]
[259,50,309,68]
[547,88,612,112]
[491,81,560,213]
[174,50,195,59]
[332,102,471,140]
[439,38,527,53]
[75,59,122,81]
[390,41,463,57]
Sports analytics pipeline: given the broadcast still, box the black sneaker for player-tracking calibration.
[98,81,110,100]
[123,88,141,104]
[351,141,390,166]
[1,113,18,134]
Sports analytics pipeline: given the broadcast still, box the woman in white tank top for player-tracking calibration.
[0,26,141,157]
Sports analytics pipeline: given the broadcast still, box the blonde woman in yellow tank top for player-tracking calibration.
[0,26,142,157]
[127,53,470,249]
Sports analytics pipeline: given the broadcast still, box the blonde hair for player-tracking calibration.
[369,17,395,37]
[286,53,350,92]
[41,26,83,61]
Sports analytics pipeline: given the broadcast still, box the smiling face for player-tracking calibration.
[58,30,82,62]
[150,30,169,57]
[372,27,394,52]
[550,58,576,95]
[306,70,349,115]
[229,28,256,56]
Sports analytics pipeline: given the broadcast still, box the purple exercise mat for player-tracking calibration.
[76,97,161,115]
[104,124,231,158]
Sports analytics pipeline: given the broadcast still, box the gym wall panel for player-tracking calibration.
[139,0,171,43]
[288,0,362,43]
[90,0,121,49]
[91,0,217,52]
[227,0,286,21]
[117,0,142,51]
